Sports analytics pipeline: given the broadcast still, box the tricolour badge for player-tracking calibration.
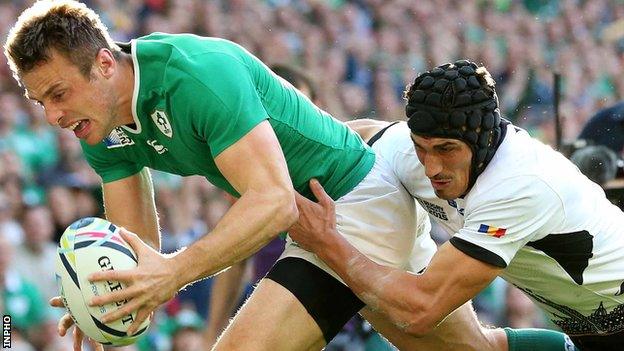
[478,224,507,238]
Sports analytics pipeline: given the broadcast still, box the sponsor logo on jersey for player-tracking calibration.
[147,139,168,154]
[447,200,465,216]
[478,224,507,238]
[151,110,173,138]
[103,127,135,148]
[416,199,448,221]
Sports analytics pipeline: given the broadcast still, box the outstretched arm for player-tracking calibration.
[89,120,298,335]
[290,180,502,336]
[172,120,298,282]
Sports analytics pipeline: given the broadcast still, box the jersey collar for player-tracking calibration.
[117,39,142,134]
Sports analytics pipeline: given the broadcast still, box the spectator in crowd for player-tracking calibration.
[13,205,58,301]
[0,234,46,350]
[170,309,206,351]
[46,184,82,241]
[578,101,624,156]
[0,191,23,245]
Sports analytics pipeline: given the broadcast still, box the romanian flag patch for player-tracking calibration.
[478,224,507,238]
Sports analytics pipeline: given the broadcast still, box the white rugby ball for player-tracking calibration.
[55,217,150,346]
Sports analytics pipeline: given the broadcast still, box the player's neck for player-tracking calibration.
[115,53,136,126]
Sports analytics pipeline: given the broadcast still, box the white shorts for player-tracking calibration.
[281,154,437,284]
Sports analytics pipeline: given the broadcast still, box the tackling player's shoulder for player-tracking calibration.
[345,119,394,143]
[469,125,598,216]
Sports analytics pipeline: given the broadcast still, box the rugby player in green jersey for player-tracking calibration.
[5,1,577,351]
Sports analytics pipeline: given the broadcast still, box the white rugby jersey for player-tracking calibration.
[372,121,624,336]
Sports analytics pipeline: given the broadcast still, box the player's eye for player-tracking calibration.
[52,91,65,102]
[437,145,456,153]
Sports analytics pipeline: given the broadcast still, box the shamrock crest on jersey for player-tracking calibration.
[151,110,172,138]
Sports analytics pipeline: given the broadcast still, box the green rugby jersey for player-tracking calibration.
[81,33,374,200]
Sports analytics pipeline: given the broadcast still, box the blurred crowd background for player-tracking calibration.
[1,0,624,350]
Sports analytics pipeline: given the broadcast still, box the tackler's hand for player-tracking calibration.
[289,179,341,254]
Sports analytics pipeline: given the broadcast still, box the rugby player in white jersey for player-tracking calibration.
[290,60,624,350]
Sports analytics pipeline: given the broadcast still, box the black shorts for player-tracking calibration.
[265,257,365,343]
[570,330,624,351]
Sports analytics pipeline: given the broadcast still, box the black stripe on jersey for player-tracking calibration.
[526,231,593,285]
[366,121,401,146]
[449,237,507,268]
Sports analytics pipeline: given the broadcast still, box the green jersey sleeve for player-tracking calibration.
[81,141,143,183]
[167,51,269,157]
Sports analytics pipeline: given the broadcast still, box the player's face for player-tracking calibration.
[21,50,126,145]
[411,134,472,200]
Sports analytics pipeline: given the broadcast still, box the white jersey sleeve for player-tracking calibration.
[451,175,565,267]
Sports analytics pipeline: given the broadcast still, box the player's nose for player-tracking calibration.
[423,154,443,178]
[44,105,64,127]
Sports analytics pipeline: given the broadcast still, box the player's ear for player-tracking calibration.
[95,48,116,78]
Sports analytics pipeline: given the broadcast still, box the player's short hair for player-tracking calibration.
[270,64,318,102]
[404,60,505,191]
[3,0,120,84]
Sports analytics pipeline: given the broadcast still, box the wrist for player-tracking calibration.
[167,247,192,290]
[316,230,347,264]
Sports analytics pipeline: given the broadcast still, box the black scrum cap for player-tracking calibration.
[406,60,505,191]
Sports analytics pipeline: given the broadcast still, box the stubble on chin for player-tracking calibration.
[435,191,449,200]
[433,188,456,201]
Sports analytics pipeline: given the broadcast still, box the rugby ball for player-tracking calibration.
[55,217,150,346]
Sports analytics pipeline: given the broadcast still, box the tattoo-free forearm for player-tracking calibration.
[171,188,297,289]
[316,234,436,334]
[317,237,500,336]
